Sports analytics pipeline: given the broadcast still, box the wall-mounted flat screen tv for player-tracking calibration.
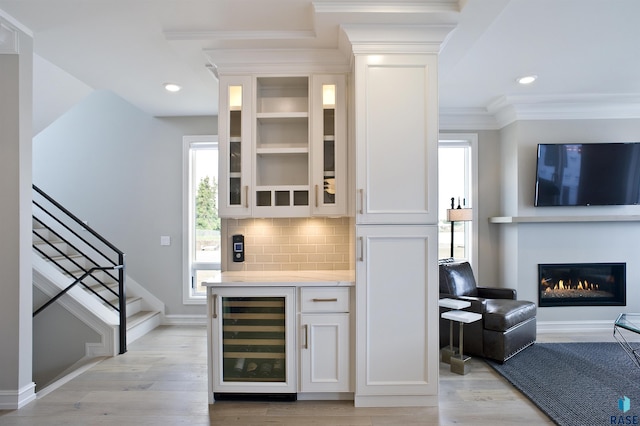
[534,142,640,206]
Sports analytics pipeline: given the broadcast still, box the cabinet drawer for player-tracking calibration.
[300,287,350,313]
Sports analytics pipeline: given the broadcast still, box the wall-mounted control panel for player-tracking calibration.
[232,234,244,262]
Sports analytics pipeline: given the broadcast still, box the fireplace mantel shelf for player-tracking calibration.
[489,215,640,224]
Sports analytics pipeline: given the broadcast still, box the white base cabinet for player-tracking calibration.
[299,287,351,393]
[207,284,353,403]
[355,225,439,407]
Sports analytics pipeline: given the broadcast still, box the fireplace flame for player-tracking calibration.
[542,277,607,297]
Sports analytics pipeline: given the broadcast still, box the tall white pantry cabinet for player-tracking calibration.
[352,53,440,407]
[208,30,446,407]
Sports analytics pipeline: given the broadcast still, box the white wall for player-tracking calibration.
[497,119,640,323]
[32,288,100,390]
[33,90,216,318]
[33,54,93,136]
[0,18,35,408]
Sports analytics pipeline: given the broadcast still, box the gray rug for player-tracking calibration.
[486,343,640,426]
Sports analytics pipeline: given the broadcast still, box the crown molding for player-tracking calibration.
[313,1,460,14]
[0,22,18,54]
[441,94,640,130]
[204,48,351,76]
[490,94,640,128]
[439,107,499,130]
[0,10,32,39]
[164,30,316,41]
[342,24,457,54]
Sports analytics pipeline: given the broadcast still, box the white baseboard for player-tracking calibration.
[537,320,614,333]
[36,357,107,399]
[162,314,207,326]
[0,382,36,409]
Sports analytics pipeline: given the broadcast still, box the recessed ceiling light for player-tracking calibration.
[516,75,537,85]
[164,83,182,92]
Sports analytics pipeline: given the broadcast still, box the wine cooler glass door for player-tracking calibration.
[223,296,286,382]
[213,287,296,394]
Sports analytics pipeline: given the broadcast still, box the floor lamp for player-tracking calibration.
[446,197,472,258]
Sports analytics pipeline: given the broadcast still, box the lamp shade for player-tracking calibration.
[447,208,473,222]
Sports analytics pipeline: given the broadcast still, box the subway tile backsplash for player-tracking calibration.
[222,217,352,271]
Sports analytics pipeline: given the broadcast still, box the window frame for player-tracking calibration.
[182,135,219,304]
[438,133,478,268]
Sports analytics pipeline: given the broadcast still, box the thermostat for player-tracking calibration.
[232,234,244,262]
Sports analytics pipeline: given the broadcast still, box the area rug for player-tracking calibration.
[486,343,640,426]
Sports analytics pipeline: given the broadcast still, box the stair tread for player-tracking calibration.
[101,295,141,305]
[126,311,160,330]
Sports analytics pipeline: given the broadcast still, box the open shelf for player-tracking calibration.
[489,215,640,224]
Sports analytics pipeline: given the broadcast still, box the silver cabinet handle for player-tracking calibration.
[312,298,338,302]
[358,237,364,262]
[315,184,319,208]
[212,294,218,318]
[358,189,364,215]
[244,186,249,208]
[303,324,309,349]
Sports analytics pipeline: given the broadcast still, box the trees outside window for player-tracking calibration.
[184,137,220,302]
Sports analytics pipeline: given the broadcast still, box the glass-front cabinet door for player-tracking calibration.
[218,76,252,217]
[311,74,347,216]
[210,287,296,397]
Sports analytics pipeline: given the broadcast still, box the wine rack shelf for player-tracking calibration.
[221,297,287,382]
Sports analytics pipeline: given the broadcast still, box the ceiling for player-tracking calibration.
[2,0,640,130]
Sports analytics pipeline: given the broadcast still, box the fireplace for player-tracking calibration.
[538,262,626,307]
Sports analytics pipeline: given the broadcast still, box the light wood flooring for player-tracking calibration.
[0,325,624,425]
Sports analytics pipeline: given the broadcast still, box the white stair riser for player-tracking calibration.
[81,273,118,289]
[127,313,161,344]
[49,256,91,274]
[126,297,142,317]
[33,241,77,258]
[97,296,142,318]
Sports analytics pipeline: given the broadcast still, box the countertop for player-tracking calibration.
[203,270,355,287]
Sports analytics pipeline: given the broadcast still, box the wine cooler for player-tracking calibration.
[210,287,296,400]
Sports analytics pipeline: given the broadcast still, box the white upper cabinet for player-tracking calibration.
[310,74,347,217]
[253,76,311,217]
[219,73,347,218]
[354,54,439,225]
[218,75,253,218]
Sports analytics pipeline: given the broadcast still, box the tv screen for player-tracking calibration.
[534,142,640,206]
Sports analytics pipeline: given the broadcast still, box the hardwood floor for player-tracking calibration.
[0,325,622,425]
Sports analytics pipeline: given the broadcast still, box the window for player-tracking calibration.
[183,136,220,303]
[438,134,478,265]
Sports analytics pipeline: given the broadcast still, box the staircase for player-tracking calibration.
[32,185,163,359]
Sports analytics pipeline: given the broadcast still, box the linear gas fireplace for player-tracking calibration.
[538,262,626,307]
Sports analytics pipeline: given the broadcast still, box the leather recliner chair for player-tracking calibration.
[439,260,537,363]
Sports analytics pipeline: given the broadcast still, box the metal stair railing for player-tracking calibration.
[32,185,127,354]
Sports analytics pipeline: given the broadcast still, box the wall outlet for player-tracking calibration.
[160,236,171,246]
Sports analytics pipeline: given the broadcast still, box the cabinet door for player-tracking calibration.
[300,313,350,393]
[355,225,438,404]
[311,74,347,216]
[354,54,438,225]
[218,75,253,217]
[209,287,296,396]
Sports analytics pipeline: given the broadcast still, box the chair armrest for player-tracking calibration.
[477,287,517,300]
